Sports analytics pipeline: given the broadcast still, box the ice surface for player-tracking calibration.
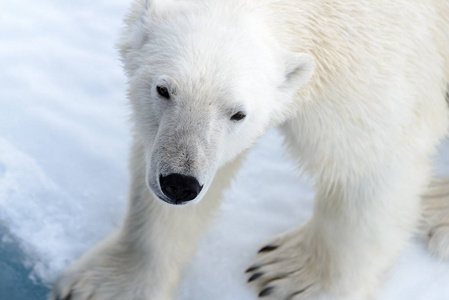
[0,1,448,300]
[0,1,130,298]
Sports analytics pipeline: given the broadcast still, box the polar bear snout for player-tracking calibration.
[159,173,203,205]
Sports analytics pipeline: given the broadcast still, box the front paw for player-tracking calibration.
[50,266,136,300]
[49,235,149,300]
[49,258,144,300]
[246,227,322,300]
[245,225,373,300]
[49,268,97,300]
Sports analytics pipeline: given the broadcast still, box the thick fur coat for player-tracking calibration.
[50,1,449,299]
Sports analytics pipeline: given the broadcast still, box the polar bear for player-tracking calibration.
[50,0,449,299]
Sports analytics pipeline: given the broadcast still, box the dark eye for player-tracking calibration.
[231,111,246,121]
[156,85,170,99]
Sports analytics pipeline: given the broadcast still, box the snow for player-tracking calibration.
[0,1,448,299]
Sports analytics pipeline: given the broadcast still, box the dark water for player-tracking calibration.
[0,227,49,300]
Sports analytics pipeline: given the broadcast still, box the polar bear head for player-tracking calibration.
[119,0,314,205]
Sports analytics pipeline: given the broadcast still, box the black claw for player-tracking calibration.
[248,272,264,282]
[259,287,274,297]
[287,284,313,299]
[245,265,260,273]
[258,245,278,253]
[63,291,72,300]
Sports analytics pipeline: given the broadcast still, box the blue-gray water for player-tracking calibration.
[0,226,49,300]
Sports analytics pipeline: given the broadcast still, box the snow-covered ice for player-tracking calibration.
[0,1,448,299]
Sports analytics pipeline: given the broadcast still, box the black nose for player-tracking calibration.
[159,173,203,204]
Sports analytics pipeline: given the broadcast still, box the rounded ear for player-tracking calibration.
[128,0,150,50]
[281,52,315,91]
[128,0,159,50]
[118,0,196,73]
[118,0,153,60]
[124,0,196,50]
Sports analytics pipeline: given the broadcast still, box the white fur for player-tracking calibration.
[422,179,449,259]
[50,0,449,299]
